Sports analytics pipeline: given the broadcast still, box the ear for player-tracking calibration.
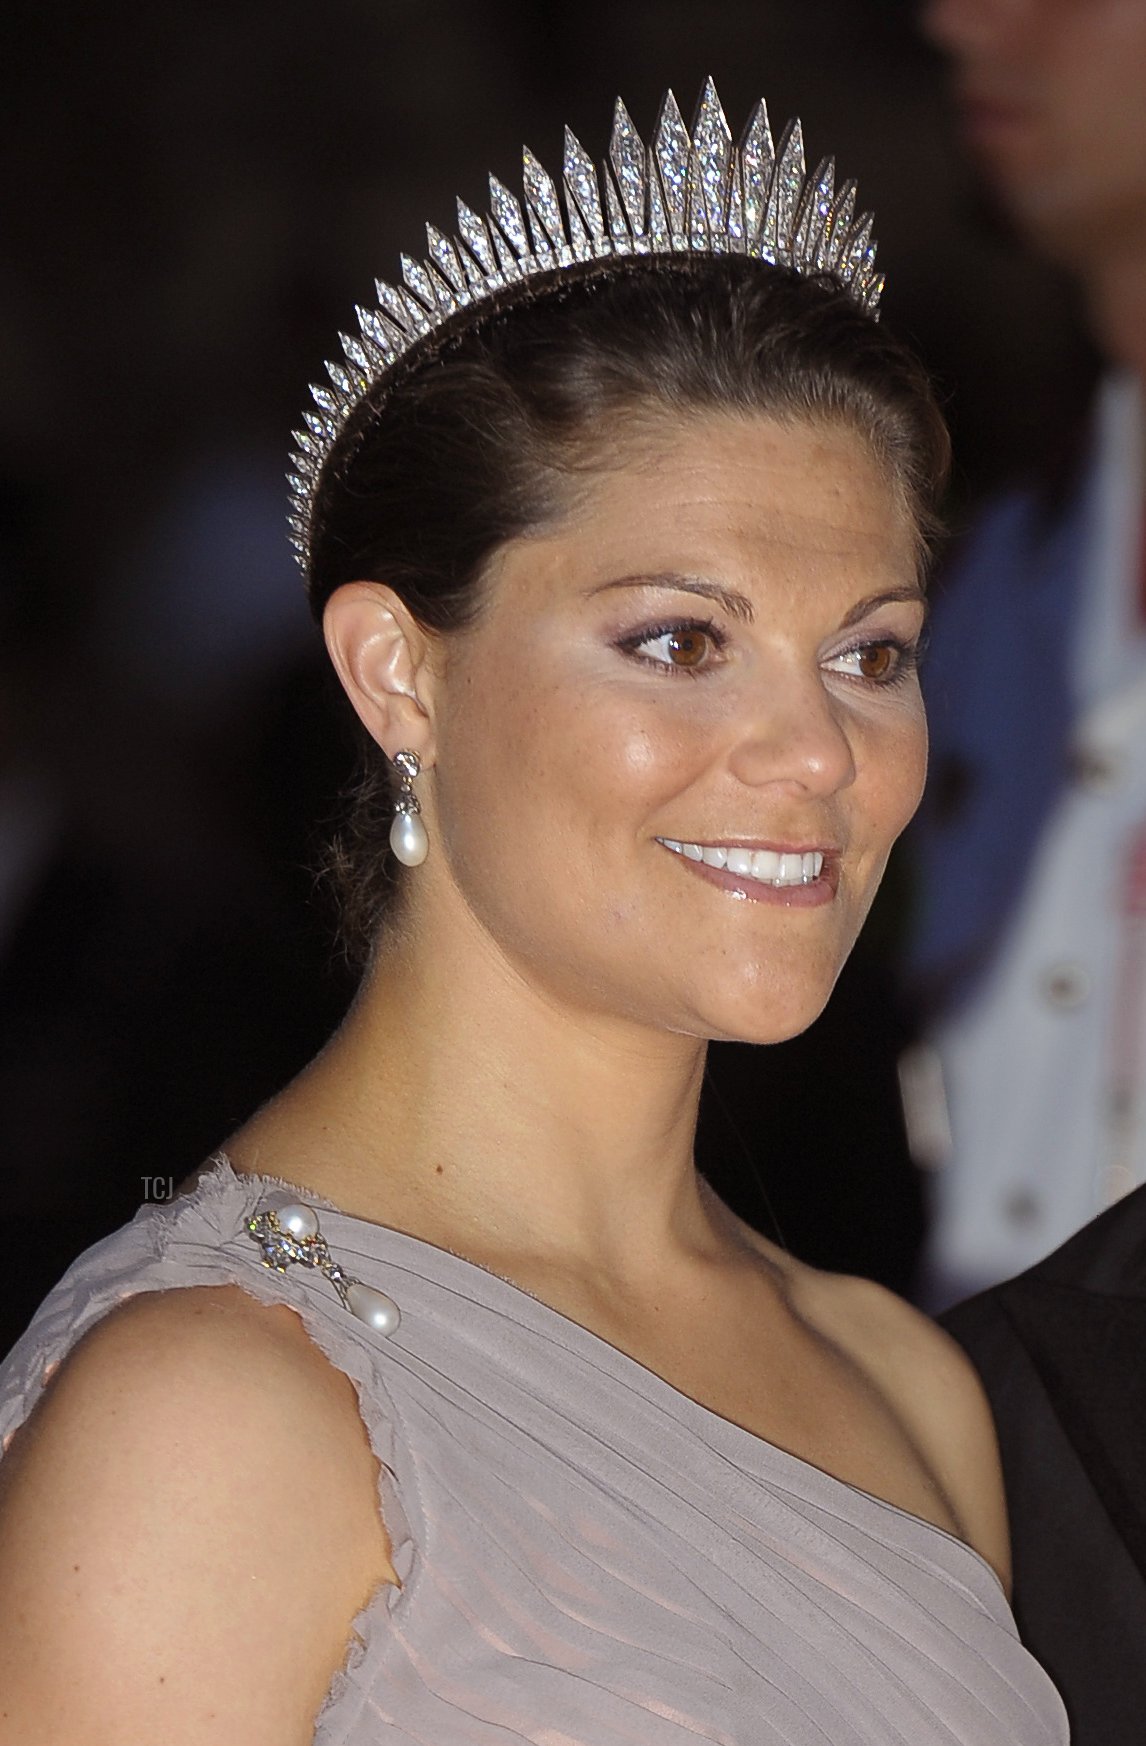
[322,582,437,764]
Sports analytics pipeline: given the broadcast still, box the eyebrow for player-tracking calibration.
[590,574,927,627]
[590,573,756,622]
[840,586,928,626]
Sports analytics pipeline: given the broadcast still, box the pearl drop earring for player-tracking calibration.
[389,748,429,866]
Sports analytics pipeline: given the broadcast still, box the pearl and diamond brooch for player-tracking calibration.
[246,1202,401,1336]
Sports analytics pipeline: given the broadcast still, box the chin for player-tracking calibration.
[714,1007,830,1049]
[689,968,841,1049]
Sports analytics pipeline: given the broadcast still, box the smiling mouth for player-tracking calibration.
[656,839,825,887]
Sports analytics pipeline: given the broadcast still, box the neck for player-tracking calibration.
[244,909,712,1274]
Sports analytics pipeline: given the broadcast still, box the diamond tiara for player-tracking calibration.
[289,77,884,574]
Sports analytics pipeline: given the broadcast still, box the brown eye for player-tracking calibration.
[666,628,711,668]
[856,643,896,681]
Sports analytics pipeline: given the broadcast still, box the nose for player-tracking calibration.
[724,672,856,800]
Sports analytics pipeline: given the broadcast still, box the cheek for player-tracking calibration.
[855,696,928,842]
[436,663,702,868]
[519,659,709,790]
[898,704,929,821]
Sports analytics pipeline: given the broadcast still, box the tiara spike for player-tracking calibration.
[762,117,806,265]
[692,77,733,243]
[609,99,647,235]
[489,223,522,281]
[374,280,415,336]
[687,153,709,251]
[563,126,606,244]
[324,361,360,397]
[455,237,490,291]
[739,98,775,248]
[357,304,403,358]
[652,89,691,245]
[856,236,881,302]
[646,145,670,249]
[565,193,592,260]
[727,153,747,252]
[863,272,886,313]
[794,156,836,270]
[289,85,887,573]
[812,179,841,271]
[522,146,567,255]
[340,332,373,373]
[821,179,858,273]
[456,200,497,276]
[303,409,334,440]
[489,176,530,263]
[425,225,468,298]
[523,204,556,264]
[604,169,631,247]
[401,253,449,316]
[843,210,875,278]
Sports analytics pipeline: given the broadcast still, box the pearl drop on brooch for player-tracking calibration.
[346,1280,402,1336]
[277,1202,320,1241]
[390,809,428,867]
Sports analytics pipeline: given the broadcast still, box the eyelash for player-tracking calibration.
[826,633,926,689]
[615,617,926,686]
[614,617,729,677]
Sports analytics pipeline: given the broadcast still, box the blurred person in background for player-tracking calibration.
[942,1180,1146,1745]
[907,0,1146,1308]
[910,3,1146,1740]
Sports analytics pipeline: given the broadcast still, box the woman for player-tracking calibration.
[0,87,1067,1744]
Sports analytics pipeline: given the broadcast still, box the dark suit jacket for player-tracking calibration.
[942,1187,1146,1746]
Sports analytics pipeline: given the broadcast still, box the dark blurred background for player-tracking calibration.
[0,0,1092,1354]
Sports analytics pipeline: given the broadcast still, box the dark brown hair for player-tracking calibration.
[310,255,949,954]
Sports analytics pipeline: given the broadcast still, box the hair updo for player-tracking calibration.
[309,255,949,955]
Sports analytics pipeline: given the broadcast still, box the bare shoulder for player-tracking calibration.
[0,1285,395,1745]
[797,1267,1012,1593]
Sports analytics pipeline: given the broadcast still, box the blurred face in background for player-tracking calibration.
[923,0,1146,265]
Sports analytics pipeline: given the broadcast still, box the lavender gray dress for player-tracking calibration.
[0,1155,1068,1744]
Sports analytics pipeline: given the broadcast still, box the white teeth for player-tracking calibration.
[659,839,828,887]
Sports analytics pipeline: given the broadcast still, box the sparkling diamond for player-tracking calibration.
[523,146,566,252]
[563,126,605,241]
[692,77,732,238]
[489,175,529,260]
[652,90,690,240]
[456,200,496,274]
[609,99,647,234]
[425,224,468,296]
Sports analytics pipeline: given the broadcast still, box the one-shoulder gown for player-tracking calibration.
[0,1155,1068,1744]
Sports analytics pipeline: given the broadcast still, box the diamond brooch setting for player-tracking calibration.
[246,1202,401,1336]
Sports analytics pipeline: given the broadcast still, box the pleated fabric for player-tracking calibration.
[0,1156,1068,1745]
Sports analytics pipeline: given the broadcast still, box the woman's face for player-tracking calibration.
[423,412,927,1045]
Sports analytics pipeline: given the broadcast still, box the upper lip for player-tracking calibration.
[658,836,839,855]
